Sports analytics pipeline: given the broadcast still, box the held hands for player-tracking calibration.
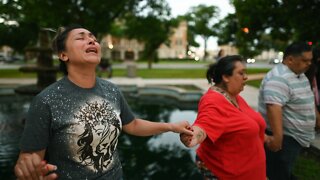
[15,153,58,180]
[170,121,193,135]
[180,126,206,148]
[265,135,283,152]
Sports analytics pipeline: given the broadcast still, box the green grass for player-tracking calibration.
[294,150,320,179]
[0,69,37,78]
[0,68,269,79]
[246,68,270,74]
[136,69,206,78]
[246,79,262,88]
[0,60,271,79]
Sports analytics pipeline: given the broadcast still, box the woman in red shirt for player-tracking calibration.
[181,55,268,180]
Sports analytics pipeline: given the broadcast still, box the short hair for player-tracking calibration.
[283,41,312,59]
[206,55,244,84]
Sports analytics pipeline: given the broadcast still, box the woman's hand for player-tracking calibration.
[170,121,193,135]
[180,126,206,148]
[123,119,193,136]
[15,152,58,180]
[265,135,283,152]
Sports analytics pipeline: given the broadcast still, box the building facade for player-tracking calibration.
[157,21,188,59]
[100,21,188,61]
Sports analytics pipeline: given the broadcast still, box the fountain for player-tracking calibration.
[15,28,58,95]
[0,89,201,179]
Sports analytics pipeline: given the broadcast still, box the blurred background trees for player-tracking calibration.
[1,0,319,60]
[230,0,320,57]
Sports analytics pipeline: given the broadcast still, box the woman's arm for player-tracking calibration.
[122,118,193,136]
[180,125,207,148]
[15,150,58,180]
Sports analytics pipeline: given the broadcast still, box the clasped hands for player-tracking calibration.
[15,153,58,180]
[265,134,282,152]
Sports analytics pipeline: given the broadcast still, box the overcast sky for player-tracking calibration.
[166,0,235,50]
[167,0,234,18]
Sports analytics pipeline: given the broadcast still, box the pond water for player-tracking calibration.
[0,89,202,179]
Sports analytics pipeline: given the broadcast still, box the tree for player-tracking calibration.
[123,0,177,69]
[0,0,146,52]
[184,4,220,60]
[176,15,200,54]
[229,0,320,56]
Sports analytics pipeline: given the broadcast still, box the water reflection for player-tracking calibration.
[0,94,32,179]
[0,92,201,179]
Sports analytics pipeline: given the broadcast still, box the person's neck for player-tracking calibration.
[213,84,239,108]
[215,84,236,98]
[67,71,96,88]
[282,61,300,75]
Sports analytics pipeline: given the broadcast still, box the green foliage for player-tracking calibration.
[184,4,220,59]
[216,14,238,46]
[0,0,146,51]
[227,0,320,57]
[0,22,38,53]
[123,0,177,68]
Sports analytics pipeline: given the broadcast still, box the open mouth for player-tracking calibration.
[86,47,98,53]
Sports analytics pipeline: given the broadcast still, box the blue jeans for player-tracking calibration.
[265,131,302,180]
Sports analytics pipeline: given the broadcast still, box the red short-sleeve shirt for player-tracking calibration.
[194,89,266,180]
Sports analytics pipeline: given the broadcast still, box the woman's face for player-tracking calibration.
[60,28,101,67]
[224,61,248,95]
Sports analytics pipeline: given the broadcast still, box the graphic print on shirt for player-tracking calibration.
[74,100,121,173]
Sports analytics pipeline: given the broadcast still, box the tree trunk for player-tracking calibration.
[203,37,208,61]
[148,58,152,69]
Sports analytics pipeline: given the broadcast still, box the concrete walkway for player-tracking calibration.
[0,75,319,151]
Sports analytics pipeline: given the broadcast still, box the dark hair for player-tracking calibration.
[206,55,244,84]
[283,41,312,59]
[52,24,83,75]
[305,46,320,86]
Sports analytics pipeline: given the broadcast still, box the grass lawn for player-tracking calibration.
[294,150,320,179]
[0,67,270,79]
[246,79,262,88]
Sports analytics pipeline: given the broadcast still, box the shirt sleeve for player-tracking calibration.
[263,76,290,106]
[119,90,135,125]
[19,96,51,152]
[194,97,226,142]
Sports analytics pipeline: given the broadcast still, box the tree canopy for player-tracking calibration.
[225,0,320,57]
[184,4,220,60]
[0,0,144,52]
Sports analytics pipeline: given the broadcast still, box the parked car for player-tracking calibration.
[0,54,9,62]
[269,58,282,64]
[246,58,256,64]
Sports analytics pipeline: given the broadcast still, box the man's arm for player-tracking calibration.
[266,103,283,152]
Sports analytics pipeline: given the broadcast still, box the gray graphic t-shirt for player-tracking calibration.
[20,77,135,179]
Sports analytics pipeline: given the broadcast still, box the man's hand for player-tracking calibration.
[265,135,283,152]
